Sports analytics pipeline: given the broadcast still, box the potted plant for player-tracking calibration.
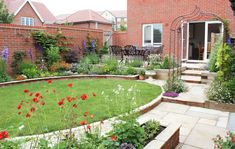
[139,70,145,80]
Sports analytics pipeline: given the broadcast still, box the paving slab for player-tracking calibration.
[198,118,216,126]
[184,124,226,149]
[227,113,235,131]
[188,107,229,117]
[180,144,202,149]
[153,102,190,114]
[216,117,229,128]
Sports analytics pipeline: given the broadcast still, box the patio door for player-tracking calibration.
[181,22,188,61]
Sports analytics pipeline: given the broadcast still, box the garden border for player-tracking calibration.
[0,75,139,87]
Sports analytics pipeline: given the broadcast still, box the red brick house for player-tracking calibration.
[56,9,113,32]
[126,0,235,63]
[4,0,56,26]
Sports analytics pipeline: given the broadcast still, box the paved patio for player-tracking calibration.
[138,102,229,149]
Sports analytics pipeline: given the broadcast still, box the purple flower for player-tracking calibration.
[163,92,179,98]
[1,47,8,64]
[227,38,232,45]
[91,40,95,48]
[29,49,33,61]
[83,40,87,49]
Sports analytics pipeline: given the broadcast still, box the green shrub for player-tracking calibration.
[224,77,235,101]
[103,57,118,74]
[143,120,160,143]
[77,62,91,74]
[63,49,79,63]
[147,54,161,66]
[0,59,10,82]
[126,67,138,75]
[99,41,109,55]
[11,51,26,74]
[46,46,61,67]
[128,59,143,68]
[109,119,145,149]
[163,76,187,93]
[18,62,40,79]
[85,53,100,64]
[90,65,106,75]
[207,78,234,104]
[208,38,222,72]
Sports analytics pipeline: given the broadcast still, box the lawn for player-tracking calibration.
[0,79,161,137]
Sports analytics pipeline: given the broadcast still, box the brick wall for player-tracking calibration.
[13,2,43,26]
[112,31,128,46]
[73,22,113,32]
[127,0,235,55]
[0,24,103,73]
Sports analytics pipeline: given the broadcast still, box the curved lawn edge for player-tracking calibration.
[9,86,163,143]
[0,75,139,87]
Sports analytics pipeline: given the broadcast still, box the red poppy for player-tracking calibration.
[66,96,72,102]
[35,92,40,97]
[24,90,29,93]
[47,80,52,84]
[79,120,87,126]
[111,135,116,141]
[18,112,22,115]
[29,93,33,96]
[80,94,88,100]
[92,92,96,97]
[73,104,77,108]
[232,136,234,143]
[87,125,91,130]
[83,111,89,116]
[40,101,45,106]
[17,104,22,110]
[58,100,64,106]
[30,107,36,113]
[68,83,73,88]
[39,96,44,99]
[90,114,94,118]
[32,98,39,103]
[26,113,31,118]
[0,131,8,140]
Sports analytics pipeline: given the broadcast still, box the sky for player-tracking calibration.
[34,0,127,16]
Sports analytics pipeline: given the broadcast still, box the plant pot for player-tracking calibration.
[139,75,145,80]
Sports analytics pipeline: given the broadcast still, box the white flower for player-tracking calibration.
[19,125,25,130]
[101,91,104,95]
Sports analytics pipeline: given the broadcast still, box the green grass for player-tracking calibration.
[0,79,161,137]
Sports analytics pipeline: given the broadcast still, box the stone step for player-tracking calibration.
[181,70,209,77]
[181,75,201,84]
[182,63,207,70]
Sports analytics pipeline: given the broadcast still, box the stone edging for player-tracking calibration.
[0,75,139,87]
[162,96,235,112]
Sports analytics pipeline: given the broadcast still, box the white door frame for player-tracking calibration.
[182,20,223,63]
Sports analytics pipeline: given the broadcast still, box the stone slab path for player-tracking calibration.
[228,113,235,131]
[138,102,230,149]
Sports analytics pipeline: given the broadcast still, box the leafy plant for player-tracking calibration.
[128,58,143,68]
[11,51,26,74]
[223,77,235,100]
[49,61,71,72]
[83,53,100,64]
[207,78,234,104]
[142,120,160,143]
[0,58,10,82]
[163,76,187,93]
[0,140,21,149]
[126,67,137,75]
[119,25,127,31]
[109,118,145,149]
[0,0,13,24]
[46,46,61,67]
[213,131,235,149]
[99,41,109,55]
[161,55,170,69]
[208,38,222,72]
[63,49,79,63]
[103,57,118,74]
[18,62,40,79]
[90,65,106,75]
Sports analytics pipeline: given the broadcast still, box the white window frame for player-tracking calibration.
[142,23,163,47]
[21,17,34,26]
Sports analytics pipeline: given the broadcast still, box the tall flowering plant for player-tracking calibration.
[213,131,235,149]
[1,47,8,64]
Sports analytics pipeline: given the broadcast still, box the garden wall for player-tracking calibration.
[112,31,128,46]
[0,24,104,73]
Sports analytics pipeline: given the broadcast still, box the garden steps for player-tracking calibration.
[182,62,207,70]
[181,70,208,76]
[181,75,201,84]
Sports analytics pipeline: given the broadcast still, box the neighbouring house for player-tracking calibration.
[125,0,235,63]
[56,9,113,32]
[99,10,127,31]
[3,0,56,26]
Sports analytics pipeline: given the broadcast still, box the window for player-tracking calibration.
[95,22,99,29]
[142,24,163,47]
[21,17,34,26]
[117,18,121,22]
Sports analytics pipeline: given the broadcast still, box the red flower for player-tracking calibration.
[90,114,94,118]
[84,111,89,117]
[39,96,44,99]
[40,101,45,106]
[68,83,73,88]
[47,80,52,84]
[66,96,72,102]
[26,113,31,118]
[30,107,36,113]
[24,89,29,93]
[17,103,22,110]
[92,92,96,97]
[79,120,87,126]
[232,136,234,143]
[73,104,77,108]
[58,100,64,106]
[80,94,88,100]
[18,112,22,115]
[33,98,39,103]
[111,135,116,141]
[87,125,91,130]
[35,92,40,97]
[0,131,8,140]
[29,93,33,96]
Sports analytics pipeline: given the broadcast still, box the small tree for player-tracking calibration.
[0,0,13,24]
[119,24,127,31]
